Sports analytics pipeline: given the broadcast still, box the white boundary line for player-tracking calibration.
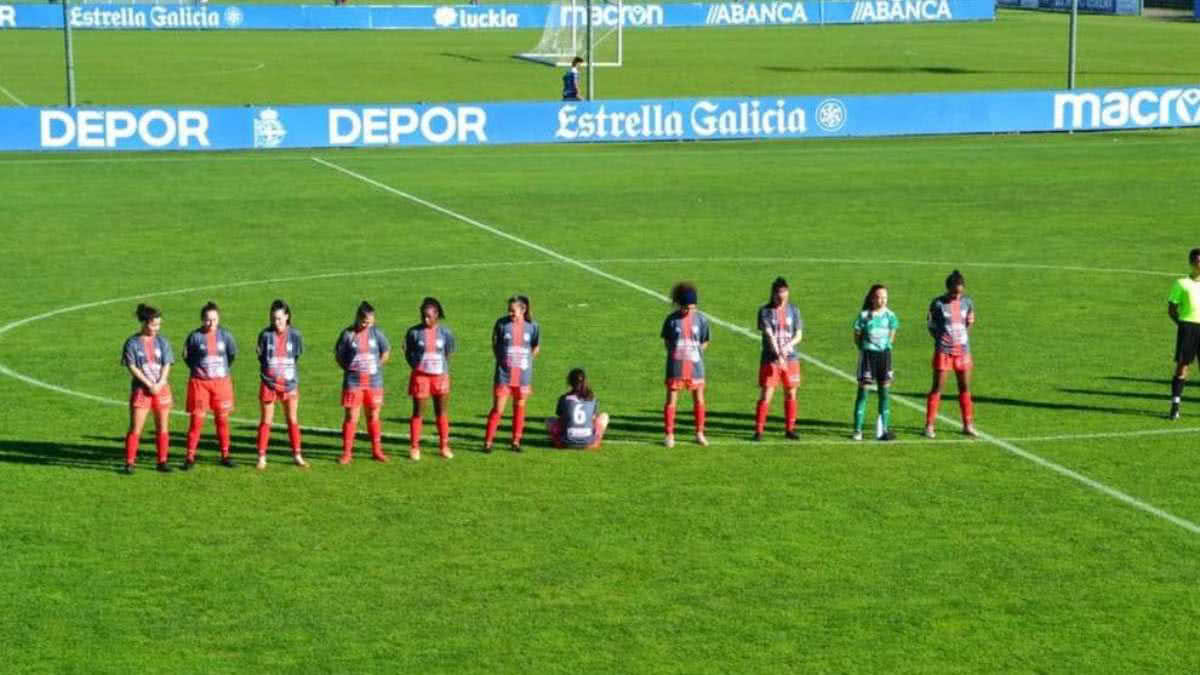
[0,84,27,107]
[310,155,1200,535]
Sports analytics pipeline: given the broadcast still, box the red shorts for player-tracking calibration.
[933,351,974,373]
[666,377,705,392]
[259,382,299,404]
[759,361,802,388]
[493,384,531,399]
[130,387,173,412]
[342,387,384,409]
[409,372,450,399]
[186,377,233,414]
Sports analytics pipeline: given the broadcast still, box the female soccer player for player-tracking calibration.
[754,277,804,441]
[547,368,609,450]
[255,299,307,469]
[404,297,456,461]
[661,281,711,448]
[484,295,540,452]
[924,270,977,438]
[182,301,238,469]
[334,301,391,464]
[121,303,175,474]
[852,284,899,441]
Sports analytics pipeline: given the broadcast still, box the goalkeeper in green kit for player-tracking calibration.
[852,284,899,441]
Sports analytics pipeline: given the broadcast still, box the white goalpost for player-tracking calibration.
[516,0,624,68]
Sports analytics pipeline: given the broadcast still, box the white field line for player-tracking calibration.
[0,84,27,107]
[311,156,1200,535]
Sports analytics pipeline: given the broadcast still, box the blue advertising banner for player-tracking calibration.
[994,0,1140,16]
[0,1,994,31]
[2,86,1198,152]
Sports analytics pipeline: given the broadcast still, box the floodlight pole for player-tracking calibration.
[585,0,594,100]
[1067,0,1078,89]
[63,0,77,106]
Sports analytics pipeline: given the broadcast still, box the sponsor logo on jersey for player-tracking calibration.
[555,99,807,141]
[560,4,663,27]
[253,108,287,148]
[704,3,808,26]
[1053,88,1200,130]
[850,0,953,22]
[433,6,518,29]
[40,109,211,149]
[328,106,488,145]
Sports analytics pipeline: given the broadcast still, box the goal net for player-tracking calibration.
[516,0,624,68]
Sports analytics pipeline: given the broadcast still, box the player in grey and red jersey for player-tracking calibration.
[404,297,457,460]
[182,301,238,469]
[660,282,711,448]
[754,277,804,441]
[484,295,540,452]
[546,368,609,449]
[120,303,175,473]
[924,269,977,438]
[334,301,392,463]
[255,299,307,469]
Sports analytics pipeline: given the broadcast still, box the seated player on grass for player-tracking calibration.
[547,368,609,450]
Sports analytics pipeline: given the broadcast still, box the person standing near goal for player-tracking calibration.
[754,277,804,441]
[484,295,540,452]
[335,301,392,464]
[661,282,711,448]
[1167,248,1200,420]
[562,56,584,101]
[851,284,898,441]
[404,297,456,461]
[255,299,307,469]
[121,303,175,474]
[182,302,239,468]
[924,270,977,438]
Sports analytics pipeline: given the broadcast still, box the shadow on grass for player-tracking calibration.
[440,52,483,63]
[895,392,1161,418]
[1058,388,1194,405]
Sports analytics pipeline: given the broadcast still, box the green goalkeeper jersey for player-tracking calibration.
[854,308,899,352]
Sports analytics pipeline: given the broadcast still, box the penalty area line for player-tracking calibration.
[0,83,27,107]
[310,155,1200,536]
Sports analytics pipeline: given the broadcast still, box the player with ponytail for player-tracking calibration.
[120,303,175,473]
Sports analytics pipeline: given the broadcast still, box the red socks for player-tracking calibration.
[484,409,501,445]
[926,392,941,426]
[784,398,797,432]
[958,391,974,424]
[754,400,769,433]
[186,413,203,457]
[410,416,423,449]
[513,406,526,444]
[287,423,301,453]
[124,432,138,465]
[436,415,450,448]
[368,419,382,455]
[341,421,356,457]
[256,423,270,456]
[695,403,706,434]
[663,404,676,435]
[155,432,169,464]
[215,415,231,458]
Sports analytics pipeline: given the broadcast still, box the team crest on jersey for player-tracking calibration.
[217,341,225,353]
[524,334,531,342]
[368,339,376,348]
[436,338,444,348]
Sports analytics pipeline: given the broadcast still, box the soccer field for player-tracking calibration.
[3,130,1200,670]
[5,6,1200,672]
[3,10,1200,106]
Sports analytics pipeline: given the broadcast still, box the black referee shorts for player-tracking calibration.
[857,349,893,385]
[1175,322,1200,365]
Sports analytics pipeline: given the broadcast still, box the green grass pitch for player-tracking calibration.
[3,9,1200,673]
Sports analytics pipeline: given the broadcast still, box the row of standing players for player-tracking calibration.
[118,273,978,473]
